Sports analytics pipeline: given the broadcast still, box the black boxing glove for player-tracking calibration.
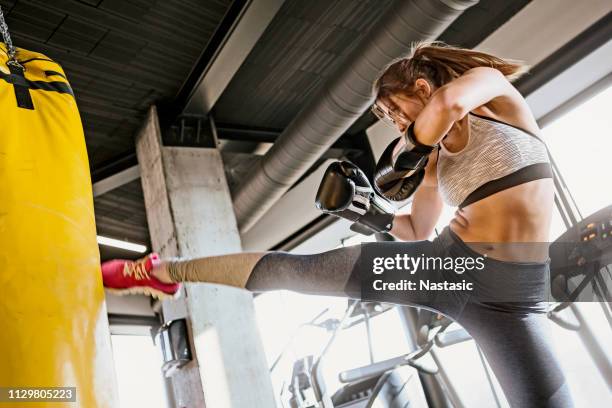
[374,122,436,202]
[315,161,395,235]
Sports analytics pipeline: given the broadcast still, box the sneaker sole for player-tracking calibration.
[105,286,179,300]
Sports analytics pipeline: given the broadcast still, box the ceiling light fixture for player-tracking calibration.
[97,235,147,253]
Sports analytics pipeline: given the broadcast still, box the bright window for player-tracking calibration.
[541,85,612,215]
[111,335,169,408]
[541,85,612,239]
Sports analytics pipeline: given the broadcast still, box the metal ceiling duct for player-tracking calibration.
[233,0,479,233]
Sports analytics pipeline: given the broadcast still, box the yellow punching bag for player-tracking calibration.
[0,42,118,407]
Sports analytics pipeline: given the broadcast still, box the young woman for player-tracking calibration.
[103,42,572,407]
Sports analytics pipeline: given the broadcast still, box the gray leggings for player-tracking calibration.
[247,227,573,408]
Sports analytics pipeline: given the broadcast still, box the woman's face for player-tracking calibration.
[374,79,432,134]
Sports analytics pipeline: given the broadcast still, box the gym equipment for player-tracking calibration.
[316,161,396,235]
[547,204,612,388]
[548,203,612,330]
[279,301,485,408]
[0,9,117,406]
[155,318,193,377]
[549,204,612,306]
[333,365,427,408]
[285,356,319,408]
[330,310,466,408]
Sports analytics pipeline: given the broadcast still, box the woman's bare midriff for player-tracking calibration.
[448,178,555,262]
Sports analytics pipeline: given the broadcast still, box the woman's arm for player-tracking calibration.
[152,246,362,297]
[391,186,443,241]
[414,67,520,146]
[390,149,443,241]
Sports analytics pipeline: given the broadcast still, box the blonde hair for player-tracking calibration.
[373,41,529,101]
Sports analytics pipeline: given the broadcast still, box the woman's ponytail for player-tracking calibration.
[374,41,529,100]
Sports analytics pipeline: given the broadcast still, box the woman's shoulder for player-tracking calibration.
[470,103,541,137]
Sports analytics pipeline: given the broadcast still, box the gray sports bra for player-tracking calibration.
[437,113,552,208]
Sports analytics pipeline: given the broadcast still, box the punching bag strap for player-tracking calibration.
[7,62,34,109]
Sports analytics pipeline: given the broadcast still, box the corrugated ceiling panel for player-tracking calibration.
[94,180,150,244]
[213,0,394,129]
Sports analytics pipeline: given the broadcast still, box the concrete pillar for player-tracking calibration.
[136,106,276,407]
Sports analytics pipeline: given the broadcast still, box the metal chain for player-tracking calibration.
[0,5,17,61]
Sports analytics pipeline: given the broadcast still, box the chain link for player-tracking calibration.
[0,5,17,61]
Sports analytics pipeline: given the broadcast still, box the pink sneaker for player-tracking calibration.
[101,253,180,299]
